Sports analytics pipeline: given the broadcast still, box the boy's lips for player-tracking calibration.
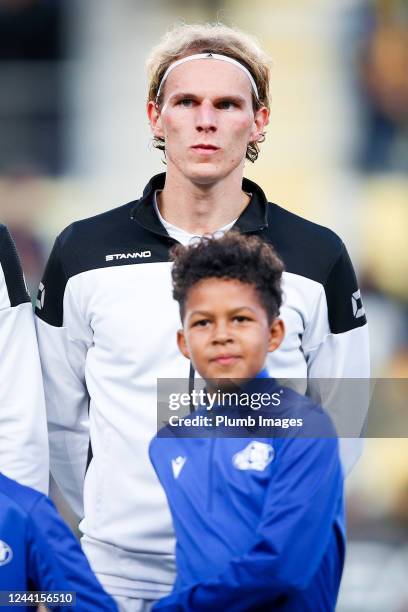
[211,354,241,366]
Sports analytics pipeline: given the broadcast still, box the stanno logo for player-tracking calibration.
[172,456,187,479]
[0,540,13,566]
[105,251,151,262]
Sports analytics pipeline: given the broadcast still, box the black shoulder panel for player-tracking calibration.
[56,202,172,280]
[35,234,68,326]
[260,205,366,333]
[261,204,344,285]
[0,225,30,307]
[324,243,367,333]
[35,201,173,326]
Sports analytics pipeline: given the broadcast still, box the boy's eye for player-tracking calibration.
[192,319,210,327]
[233,315,251,323]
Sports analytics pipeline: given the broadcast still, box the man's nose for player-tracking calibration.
[196,99,217,132]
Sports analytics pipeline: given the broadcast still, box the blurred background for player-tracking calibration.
[0,0,407,609]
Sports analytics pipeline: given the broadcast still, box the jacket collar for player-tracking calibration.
[130,172,269,237]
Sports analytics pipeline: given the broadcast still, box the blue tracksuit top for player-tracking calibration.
[0,473,117,611]
[149,375,345,611]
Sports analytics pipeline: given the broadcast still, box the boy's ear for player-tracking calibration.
[267,318,285,353]
[177,329,191,360]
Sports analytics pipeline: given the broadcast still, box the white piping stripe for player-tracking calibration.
[156,52,259,101]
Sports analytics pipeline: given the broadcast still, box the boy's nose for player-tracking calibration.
[212,322,233,344]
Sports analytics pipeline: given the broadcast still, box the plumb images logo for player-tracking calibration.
[0,540,13,566]
[351,289,365,319]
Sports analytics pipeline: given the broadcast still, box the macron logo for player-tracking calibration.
[106,251,151,262]
[172,456,186,479]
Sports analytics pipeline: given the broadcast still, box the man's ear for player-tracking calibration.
[147,100,164,139]
[249,106,269,144]
[177,328,191,360]
[267,318,285,353]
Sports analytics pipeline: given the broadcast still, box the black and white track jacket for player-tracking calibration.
[0,225,48,494]
[35,173,369,598]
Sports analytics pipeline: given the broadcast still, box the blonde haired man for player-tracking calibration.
[35,23,369,611]
[146,22,270,163]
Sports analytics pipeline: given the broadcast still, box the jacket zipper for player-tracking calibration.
[207,437,215,512]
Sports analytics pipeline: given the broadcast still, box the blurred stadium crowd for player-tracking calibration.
[0,0,406,610]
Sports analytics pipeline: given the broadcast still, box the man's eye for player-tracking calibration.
[178,98,195,107]
[218,100,236,110]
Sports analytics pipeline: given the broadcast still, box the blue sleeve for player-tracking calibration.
[27,496,117,611]
[154,436,343,612]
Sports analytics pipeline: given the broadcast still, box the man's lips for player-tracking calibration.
[191,144,220,154]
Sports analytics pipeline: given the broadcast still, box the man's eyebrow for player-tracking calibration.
[169,92,199,101]
[169,92,247,104]
[213,94,247,105]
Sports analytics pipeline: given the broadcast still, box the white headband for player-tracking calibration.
[156,52,259,102]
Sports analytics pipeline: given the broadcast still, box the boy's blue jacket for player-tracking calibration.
[0,473,117,611]
[150,375,345,611]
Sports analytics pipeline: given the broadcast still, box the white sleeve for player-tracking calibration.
[35,235,92,517]
[303,242,370,475]
[0,227,49,494]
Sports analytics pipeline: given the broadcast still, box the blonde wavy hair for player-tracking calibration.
[146,23,271,162]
